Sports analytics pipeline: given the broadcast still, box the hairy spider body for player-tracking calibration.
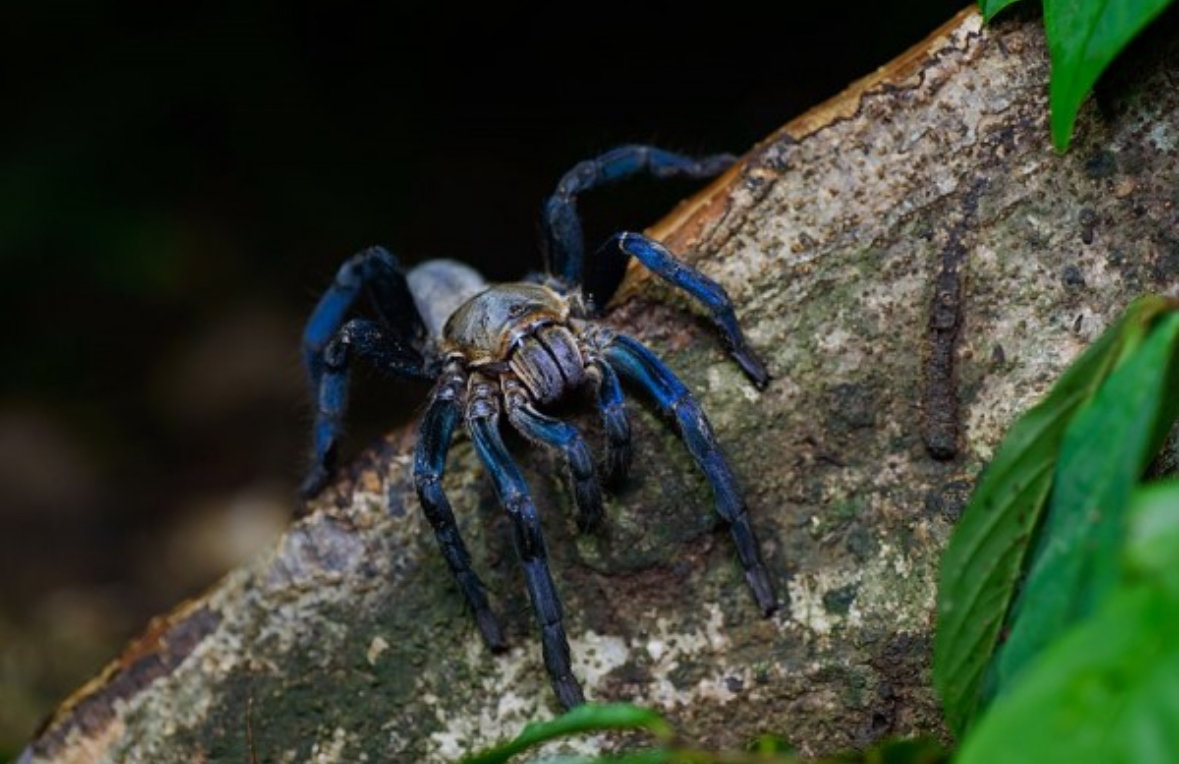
[301,145,777,709]
[445,283,587,403]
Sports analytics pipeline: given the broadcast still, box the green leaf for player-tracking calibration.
[956,580,1179,764]
[461,704,943,764]
[933,296,1175,735]
[979,0,1027,22]
[1044,0,1177,150]
[1126,480,1179,590]
[854,737,949,764]
[460,704,673,764]
[991,311,1179,694]
[524,752,677,764]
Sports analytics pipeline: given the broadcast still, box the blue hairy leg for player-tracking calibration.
[414,365,506,650]
[301,246,431,496]
[600,232,769,388]
[302,318,428,497]
[542,145,734,285]
[603,334,777,615]
[302,245,424,391]
[507,402,604,532]
[467,385,584,709]
[592,359,632,487]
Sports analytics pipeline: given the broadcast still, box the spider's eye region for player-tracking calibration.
[507,302,530,319]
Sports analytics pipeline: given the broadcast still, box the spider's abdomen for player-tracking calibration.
[442,282,586,403]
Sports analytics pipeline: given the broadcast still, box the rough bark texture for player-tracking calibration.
[22,7,1179,763]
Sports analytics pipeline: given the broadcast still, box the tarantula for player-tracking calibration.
[300,145,777,708]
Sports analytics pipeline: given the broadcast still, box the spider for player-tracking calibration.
[300,145,777,708]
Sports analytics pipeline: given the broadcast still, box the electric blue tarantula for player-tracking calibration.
[300,146,777,708]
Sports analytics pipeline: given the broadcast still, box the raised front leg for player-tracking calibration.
[542,145,735,286]
[302,318,427,497]
[598,232,769,388]
[603,334,777,616]
[302,245,425,391]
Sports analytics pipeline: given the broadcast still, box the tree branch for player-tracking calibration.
[23,7,1179,763]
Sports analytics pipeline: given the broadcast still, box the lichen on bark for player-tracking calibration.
[22,8,1179,764]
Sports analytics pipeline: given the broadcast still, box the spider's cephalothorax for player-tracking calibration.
[444,282,587,404]
[301,145,777,709]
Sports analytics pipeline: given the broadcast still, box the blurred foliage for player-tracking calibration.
[936,297,1179,761]
[933,297,1179,732]
[957,491,1179,764]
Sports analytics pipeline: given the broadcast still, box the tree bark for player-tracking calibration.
[22,7,1179,763]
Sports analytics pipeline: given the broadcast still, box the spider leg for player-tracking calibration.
[591,358,632,487]
[603,334,777,616]
[600,232,769,389]
[302,245,425,392]
[542,145,735,286]
[414,365,506,650]
[302,318,428,497]
[467,377,585,708]
[505,387,604,532]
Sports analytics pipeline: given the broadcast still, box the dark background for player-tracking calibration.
[0,1,956,750]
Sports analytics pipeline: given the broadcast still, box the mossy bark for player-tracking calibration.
[22,7,1179,763]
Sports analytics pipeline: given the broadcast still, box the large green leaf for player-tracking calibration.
[933,296,1175,735]
[956,580,1179,764]
[1044,0,1177,150]
[1125,480,1179,591]
[990,311,1179,694]
[955,477,1179,763]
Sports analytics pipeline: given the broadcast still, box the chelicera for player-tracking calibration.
[300,145,777,708]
